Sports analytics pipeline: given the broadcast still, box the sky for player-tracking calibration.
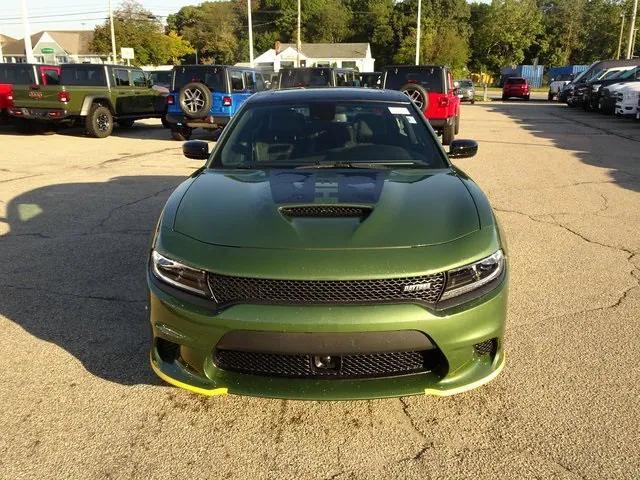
[0,0,199,39]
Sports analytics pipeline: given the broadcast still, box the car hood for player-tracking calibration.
[173,169,480,249]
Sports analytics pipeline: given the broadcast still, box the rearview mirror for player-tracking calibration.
[448,139,478,159]
[183,140,209,160]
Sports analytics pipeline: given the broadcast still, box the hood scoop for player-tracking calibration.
[280,205,373,219]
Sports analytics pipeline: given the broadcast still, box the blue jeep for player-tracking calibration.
[166,65,267,140]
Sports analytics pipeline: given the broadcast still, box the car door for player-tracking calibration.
[130,68,157,114]
[112,67,134,115]
[229,70,249,114]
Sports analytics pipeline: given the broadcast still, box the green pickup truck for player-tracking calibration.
[10,63,166,138]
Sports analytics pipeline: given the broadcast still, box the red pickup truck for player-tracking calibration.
[382,65,461,145]
[0,63,60,122]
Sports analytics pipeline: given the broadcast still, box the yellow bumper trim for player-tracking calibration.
[424,353,505,397]
[150,354,228,396]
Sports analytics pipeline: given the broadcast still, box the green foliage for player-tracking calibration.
[90,0,192,65]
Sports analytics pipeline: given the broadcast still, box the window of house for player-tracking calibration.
[342,61,356,69]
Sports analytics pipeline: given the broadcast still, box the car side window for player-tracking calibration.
[114,69,130,87]
[256,73,265,91]
[230,71,244,92]
[244,71,255,92]
[131,70,147,87]
[336,72,348,86]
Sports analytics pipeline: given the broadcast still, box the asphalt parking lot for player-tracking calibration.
[1,100,639,479]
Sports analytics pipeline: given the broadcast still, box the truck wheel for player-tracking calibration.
[548,93,554,101]
[15,119,34,134]
[442,120,455,146]
[454,114,460,134]
[161,115,171,129]
[171,126,193,141]
[118,119,135,128]
[525,95,530,101]
[399,83,429,112]
[85,104,113,138]
[471,98,475,105]
[501,95,507,101]
[179,82,212,119]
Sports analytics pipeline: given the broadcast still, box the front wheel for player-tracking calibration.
[171,126,193,141]
[442,120,455,146]
[85,104,113,138]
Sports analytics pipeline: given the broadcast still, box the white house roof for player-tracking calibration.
[278,43,369,58]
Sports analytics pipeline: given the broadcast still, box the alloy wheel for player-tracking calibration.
[183,88,206,113]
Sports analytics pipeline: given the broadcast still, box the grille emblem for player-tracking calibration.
[403,282,431,293]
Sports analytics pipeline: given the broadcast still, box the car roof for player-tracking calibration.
[248,87,412,105]
[383,65,446,70]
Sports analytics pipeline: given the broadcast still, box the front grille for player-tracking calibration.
[214,349,431,378]
[208,272,445,306]
[280,205,372,218]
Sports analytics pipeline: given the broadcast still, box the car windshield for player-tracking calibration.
[173,66,226,92]
[279,69,333,88]
[507,78,526,84]
[384,67,444,93]
[214,101,446,169]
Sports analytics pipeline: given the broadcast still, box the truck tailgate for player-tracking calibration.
[12,85,62,109]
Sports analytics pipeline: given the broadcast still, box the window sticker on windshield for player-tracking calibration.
[405,116,417,124]
[388,106,410,115]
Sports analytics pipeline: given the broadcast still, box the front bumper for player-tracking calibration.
[148,270,507,400]
[9,107,68,121]
[166,112,230,129]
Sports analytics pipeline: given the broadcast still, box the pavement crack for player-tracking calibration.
[0,284,145,304]
[88,147,179,168]
[91,185,176,232]
[0,173,43,184]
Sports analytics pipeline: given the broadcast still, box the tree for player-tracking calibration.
[470,0,543,74]
[90,0,192,65]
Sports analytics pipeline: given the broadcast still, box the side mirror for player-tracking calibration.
[183,140,209,160]
[448,139,478,159]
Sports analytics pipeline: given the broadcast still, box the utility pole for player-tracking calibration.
[109,0,117,63]
[21,0,35,63]
[633,28,639,57]
[297,0,301,67]
[415,0,422,65]
[627,0,638,59]
[247,0,254,67]
[617,13,626,59]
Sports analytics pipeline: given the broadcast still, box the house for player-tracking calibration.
[0,31,107,64]
[0,34,16,61]
[252,42,375,73]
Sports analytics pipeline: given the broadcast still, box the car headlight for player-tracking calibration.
[151,250,210,297]
[592,84,601,92]
[440,250,505,301]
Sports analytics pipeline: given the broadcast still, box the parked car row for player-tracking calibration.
[1,63,468,144]
[556,59,640,118]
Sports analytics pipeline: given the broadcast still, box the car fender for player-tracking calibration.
[80,95,116,116]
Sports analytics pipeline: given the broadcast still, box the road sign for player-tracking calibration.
[121,48,134,60]
[41,47,54,54]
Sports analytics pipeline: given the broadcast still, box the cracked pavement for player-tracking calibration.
[1,105,639,479]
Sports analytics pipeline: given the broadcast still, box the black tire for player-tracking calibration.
[171,126,193,141]
[548,93,554,101]
[118,119,135,128]
[454,114,460,134]
[525,95,530,101]
[178,82,212,119]
[502,95,507,101]
[161,115,171,129]
[399,83,429,112]
[14,118,34,134]
[471,98,475,105]
[85,104,113,138]
[442,120,455,146]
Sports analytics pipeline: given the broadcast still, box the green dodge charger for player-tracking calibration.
[148,88,507,400]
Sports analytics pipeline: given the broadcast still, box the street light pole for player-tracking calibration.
[247,0,254,67]
[626,0,638,59]
[617,13,626,59]
[297,0,301,67]
[108,0,117,63]
[21,0,35,63]
[415,0,422,65]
